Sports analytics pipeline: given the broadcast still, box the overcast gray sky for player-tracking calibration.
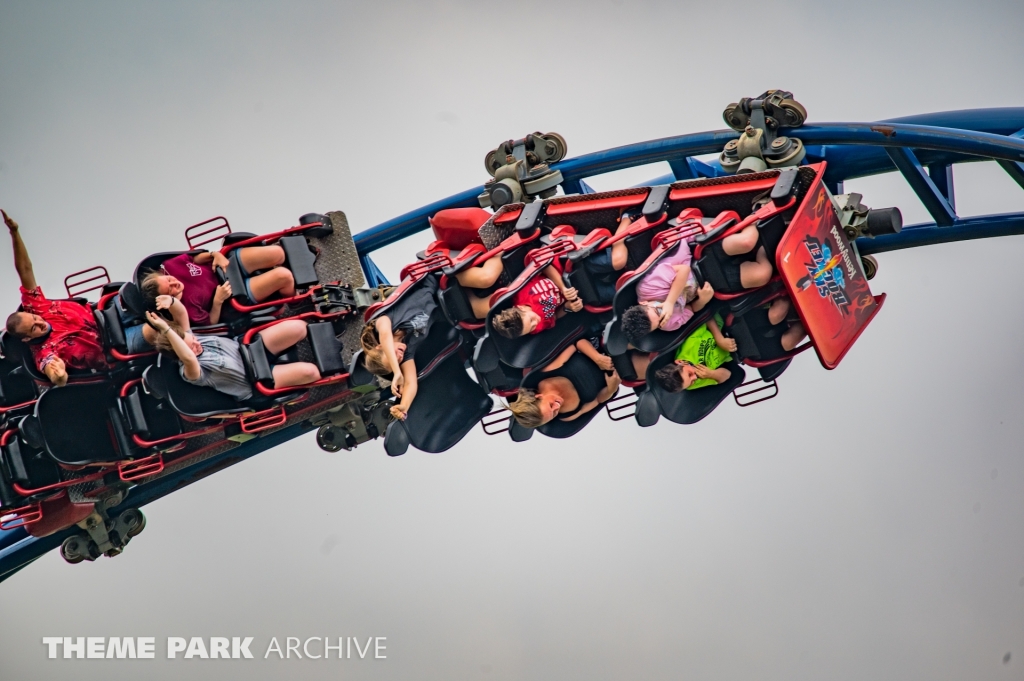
[2,1,1024,679]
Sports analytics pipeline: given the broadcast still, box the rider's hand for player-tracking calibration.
[145,310,170,333]
[155,295,177,311]
[594,353,614,371]
[658,304,674,329]
[697,281,714,305]
[717,336,738,353]
[389,404,407,421]
[693,364,713,379]
[214,281,232,304]
[212,252,230,271]
[564,296,584,313]
[44,356,68,387]
[2,209,18,233]
[391,372,405,398]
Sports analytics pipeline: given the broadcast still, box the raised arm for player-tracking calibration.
[144,296,192,347]
[145,312,201,380]
[3,210,37,291]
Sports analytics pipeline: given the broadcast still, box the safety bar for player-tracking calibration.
[0,503,43,530]
[732,377,779,407]
[481,407,513,435]
[605,392,638,421]
[186,216,232,250]
[64,265,111,299]
[239,406,288,433]
[118,454,165,482]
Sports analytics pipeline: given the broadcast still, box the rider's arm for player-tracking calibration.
[540,344,576,372]
[395,359,419,414]
[5,211,38,291]
[374,316,403,377]
[561,371,621,422]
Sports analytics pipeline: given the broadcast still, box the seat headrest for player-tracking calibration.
[119,282,149,316]
[429,208,491,250]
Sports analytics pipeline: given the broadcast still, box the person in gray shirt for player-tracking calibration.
[146,312,321,400]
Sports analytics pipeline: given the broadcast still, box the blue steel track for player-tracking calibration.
[2,108,1023,583]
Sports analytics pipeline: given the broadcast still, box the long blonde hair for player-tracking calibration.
[360,322,405,376]
[150,321,186,354]
[506,388,544,428]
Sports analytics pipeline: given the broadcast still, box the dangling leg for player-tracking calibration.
[781,322,807,351]
[767,297,790,325]
[739,246,772,289]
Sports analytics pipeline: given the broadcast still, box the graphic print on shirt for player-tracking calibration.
[527,278,562,324]
[186,261,204,277]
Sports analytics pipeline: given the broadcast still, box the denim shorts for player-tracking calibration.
[117,304,152,355]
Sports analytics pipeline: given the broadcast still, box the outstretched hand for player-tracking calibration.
[390,404,407,421]
[145,310,170,333]
[2,209,18,233]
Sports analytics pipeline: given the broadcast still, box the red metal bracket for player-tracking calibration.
[64,265,111,299]
[186,216,232,250]
[240,406,288,433]
[0,503,43,530]
[118,454,165,482]
[605,391,638,421]
[481,407,512,435]
[733,377,779,407]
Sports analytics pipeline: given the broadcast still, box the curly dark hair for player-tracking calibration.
[621,305,653,346]
[654,363,685,393]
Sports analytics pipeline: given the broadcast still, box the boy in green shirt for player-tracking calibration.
[654,314,736,391]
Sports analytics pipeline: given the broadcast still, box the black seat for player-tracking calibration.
[0,421,62,509]
[118,382,184,443]
[724,287,793,364]
[33,383,134,465]
[150,355,252,419]
[0,344,36,409]
[306,321,345,375]
[643,352,745,425]
[383,322,491,456]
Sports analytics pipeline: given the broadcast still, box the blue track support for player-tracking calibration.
[359,254,390,288]
[886,146,957,226]
[352,110,1024,256]
[857,212,1024,255]
[999,160,1024,190]
[926,163,955,210]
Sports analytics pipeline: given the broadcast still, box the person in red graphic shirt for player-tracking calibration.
[491,261,583,339]
[3,209,110,386]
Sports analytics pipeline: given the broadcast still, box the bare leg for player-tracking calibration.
[237,245,286,272]
[248,267,296,301]
[272,361,321,387]
[630,350,651,378]
[739,246,772,289]
[610,216,633,271]
[767,297,790,325]
[259,319,308,354]
[456,255,503,289]
[468,292,491,319]
[721,223,760,256]
[781,322,806,351]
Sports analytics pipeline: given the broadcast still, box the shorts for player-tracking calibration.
[117,304,152,355]
[229,249,258,304]
[580,250,618,305]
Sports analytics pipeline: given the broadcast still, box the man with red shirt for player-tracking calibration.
[4,209,109,386]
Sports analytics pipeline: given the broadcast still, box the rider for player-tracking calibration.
[140,244,297,326]
[506,343,620,428]
[3,209,109,385]
[653,314,737,392]
[146,311,321,400]
[491,263,583,338]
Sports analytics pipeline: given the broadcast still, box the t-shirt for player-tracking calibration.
[182,335,253,401]
[674,315,732,390]
[385,275,440,363]
[162,253,220,326]
[20,286,109,372]
[513,276,564,334]
[636,243,698,331]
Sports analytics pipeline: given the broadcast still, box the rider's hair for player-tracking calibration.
[492,307,525,339]
[654,363,685,393]
[506,388,545,428]
[5,312,29,339]
[360,321,406,376]
[150,322,186,355]
[621,305,654,346]
[140,270,162,308]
